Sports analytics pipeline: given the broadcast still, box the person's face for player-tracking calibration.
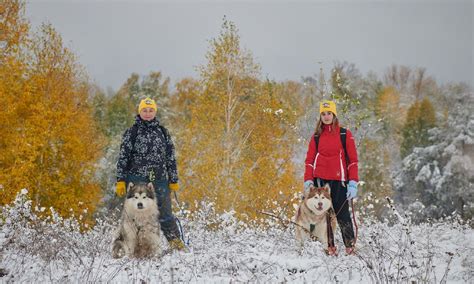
[139,108,157,121]
[320,111,334,125]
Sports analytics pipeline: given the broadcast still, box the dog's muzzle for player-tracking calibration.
[137,202,144,209]
[316,202,323,211]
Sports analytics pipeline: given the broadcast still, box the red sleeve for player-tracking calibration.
[304,136,316,182]
[346,129,359,182]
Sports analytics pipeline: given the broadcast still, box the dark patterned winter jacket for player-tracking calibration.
[116,116,178,183]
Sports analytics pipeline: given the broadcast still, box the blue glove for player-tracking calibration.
[304,180,314,196]
[346,180,358,200]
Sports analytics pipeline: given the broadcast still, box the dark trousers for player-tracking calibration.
[315,178,355,248]
[126,175,181,241]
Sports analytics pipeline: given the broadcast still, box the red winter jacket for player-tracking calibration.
[304,124,359,182]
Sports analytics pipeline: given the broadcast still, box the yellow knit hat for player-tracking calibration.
[319,100,337,116]
[138,97,157,113]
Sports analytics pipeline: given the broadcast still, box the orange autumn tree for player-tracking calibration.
[0,0,103,225]
[0,0,30,189]
[172,19,300,220]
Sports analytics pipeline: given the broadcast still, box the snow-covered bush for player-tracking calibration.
[394,91,474,223]
[1,189,117,271]
[1,191,472,282]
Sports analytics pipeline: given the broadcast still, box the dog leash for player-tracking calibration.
[350,199,358,246]
[333,198,359,247]
[173,191,189,246]
[148,170,189,246]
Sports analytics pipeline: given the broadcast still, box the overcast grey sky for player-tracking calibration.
[27,0,473,91]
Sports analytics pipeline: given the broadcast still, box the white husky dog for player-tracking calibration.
[295,183,337,255]
[112,182,162,258]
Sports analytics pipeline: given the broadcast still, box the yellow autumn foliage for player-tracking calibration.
[375,86,405,138]
[0,0,104,226]
[171,19,301,220]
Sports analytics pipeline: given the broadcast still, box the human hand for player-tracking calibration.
[169,183,179,191]
[304,180,314,196]
[346,180,358,200]
[116,181,126,197]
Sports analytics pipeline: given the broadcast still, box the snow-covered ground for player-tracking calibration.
[1,192,473,283]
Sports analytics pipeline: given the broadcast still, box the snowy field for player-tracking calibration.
[1,192,473,283]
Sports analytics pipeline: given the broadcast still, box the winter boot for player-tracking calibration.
[326,246,338,256]
[345,247,356,255]
[169,238,185,251]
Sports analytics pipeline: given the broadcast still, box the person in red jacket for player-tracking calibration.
[304,100,358,255]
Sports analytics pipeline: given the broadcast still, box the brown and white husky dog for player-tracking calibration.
[295,183,337,255]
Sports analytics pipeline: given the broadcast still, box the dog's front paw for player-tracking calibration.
[297,246,303,256]
[295,241,304,255]
[112,241,125,259]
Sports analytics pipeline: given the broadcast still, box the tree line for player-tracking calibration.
[1,1,472,225]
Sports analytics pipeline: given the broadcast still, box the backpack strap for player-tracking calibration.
[340,127,350,165]
[129,124,139,151]
[126,124,139,171]
[314,133,320,152]
[158,125,169,140]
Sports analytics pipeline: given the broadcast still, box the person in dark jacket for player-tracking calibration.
[304,100,359,255]
[115,97,184,250]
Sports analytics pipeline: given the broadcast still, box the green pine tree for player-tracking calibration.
[400,98,436,157]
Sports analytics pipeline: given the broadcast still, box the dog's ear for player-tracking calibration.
[306,186,316,199]
[324,183,331,194]
[146,182,155,199]
[127,182,135,193]
[126,182,134,199]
